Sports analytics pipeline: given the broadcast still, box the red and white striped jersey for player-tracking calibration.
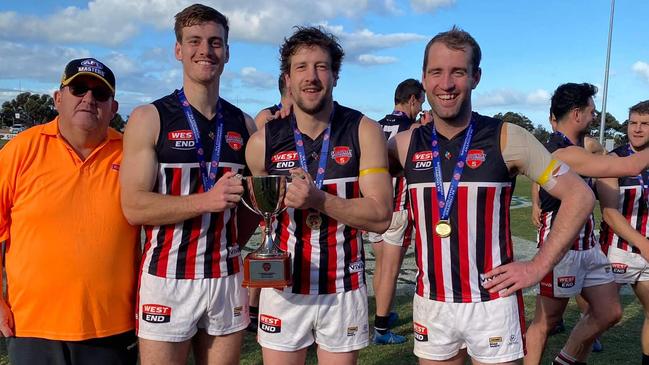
[539,133,596,251]
[404,114,516,303]
[265,103,365,295]
[600,144,649,253]
[537,210,596,251]
[141,91,249,279]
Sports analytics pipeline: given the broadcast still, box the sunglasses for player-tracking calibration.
[66,83,113,102]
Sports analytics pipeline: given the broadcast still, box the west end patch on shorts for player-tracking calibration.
[136,272,249,341]
[412,294,525,363]
[538,245,614,298]
[257,286,369,352]
[141,304,172,324]
[607,245,649,284]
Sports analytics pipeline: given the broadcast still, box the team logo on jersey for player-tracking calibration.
[168,130,196,150]
[412,151,433,170]
[466,149,486,169]
[111,163,120,171]
[557,276,576,288]
[259,314,282,333]
[226,131,243,151]
[331,146,352,165]
[142,304,172,323]
[228,246,241,258]
[349,260,364,274]
[272,151,299,170]
[611,263,628,274]
[414,322,428,342]
[479,273,501,287]
[489,336,503,348]
[347,326,358,337]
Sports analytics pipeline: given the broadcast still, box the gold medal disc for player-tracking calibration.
[435,220,452,238]
[306,212,322,230]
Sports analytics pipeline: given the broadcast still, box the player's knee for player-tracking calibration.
[608,303,623,326]
[533,313,562,331]
[593,302,622,328]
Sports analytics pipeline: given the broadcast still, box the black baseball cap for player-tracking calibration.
[60,58,116,94]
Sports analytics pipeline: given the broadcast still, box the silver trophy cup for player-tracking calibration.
[240,175,292,288]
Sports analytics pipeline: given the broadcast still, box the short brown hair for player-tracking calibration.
[630,100,649,116]
[422,25,481,75]
[280,26,344,80]
[174,4,229,43]
[394,79,424,105]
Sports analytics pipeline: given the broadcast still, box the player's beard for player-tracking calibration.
[294,90,330,115]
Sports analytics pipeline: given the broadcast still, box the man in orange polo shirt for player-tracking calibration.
[0,58,139,364]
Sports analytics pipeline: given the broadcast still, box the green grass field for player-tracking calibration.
[0,177,640,364]
[0,140,7,149]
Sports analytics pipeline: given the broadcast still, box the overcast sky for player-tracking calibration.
[1,0,647,129]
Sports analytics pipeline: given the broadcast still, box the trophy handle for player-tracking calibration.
[240,193,258,214]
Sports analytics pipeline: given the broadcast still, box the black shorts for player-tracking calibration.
[7,331,137,365]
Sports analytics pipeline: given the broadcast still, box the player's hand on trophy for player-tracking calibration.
[481,260,543,297]
[207,171,244,212]
[286,168,325,210]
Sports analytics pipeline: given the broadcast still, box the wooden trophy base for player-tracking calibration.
[242,252,292,289]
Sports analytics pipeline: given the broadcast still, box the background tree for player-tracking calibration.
[110,113,127,132]
[494,111,551,143]
[587,111,625,147]
[1,92,58,127]
[493,112,535,132]
[532,124,552,144]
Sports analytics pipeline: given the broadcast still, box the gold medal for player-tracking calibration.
[306,212,322,230]
[435,220,452,238]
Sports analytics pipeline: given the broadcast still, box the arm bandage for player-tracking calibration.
[359,167,389,177]
[502,123,569,191]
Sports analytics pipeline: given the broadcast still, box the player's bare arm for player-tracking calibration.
[388,127,415,173]
[235,112,261,247]
[286,117,392,233]
[553,144,649,178]
[244,127,268,177]
[482,123,595,296]
[531,182,542,228]
[584,136,606,155]
[253,109,274,131]
[597,176,649,261]
[120,104,243,226]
